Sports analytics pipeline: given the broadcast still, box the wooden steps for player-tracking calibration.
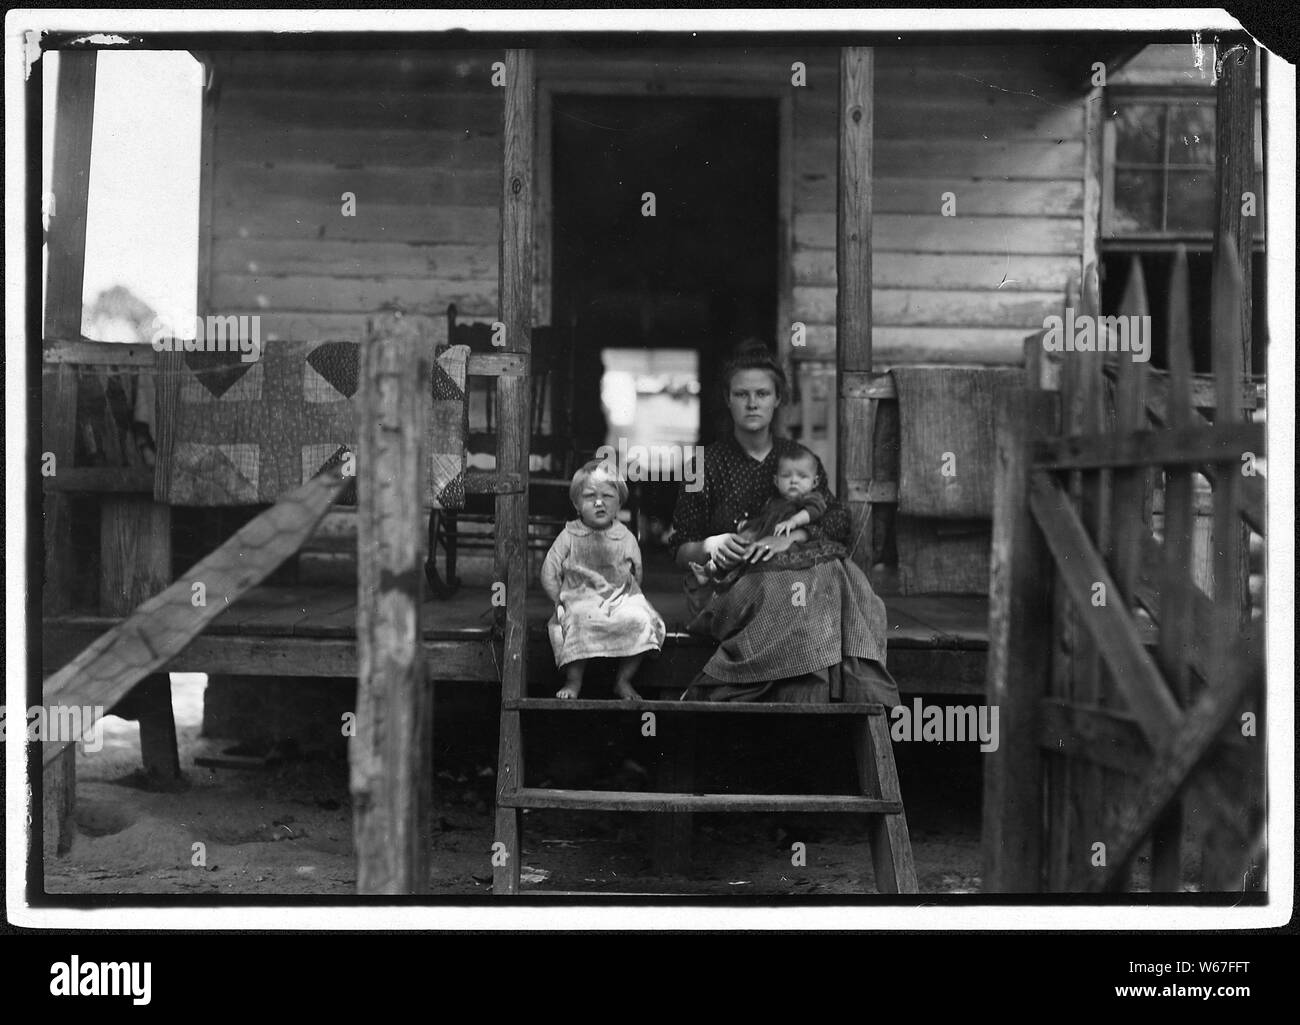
[494,696,918,895]
[501,788,902,815]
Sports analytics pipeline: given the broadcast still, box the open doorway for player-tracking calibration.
[551,94,780,456]
[551,94,780,551]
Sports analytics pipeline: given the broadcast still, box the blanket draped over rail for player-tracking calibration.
[156,338,468,509]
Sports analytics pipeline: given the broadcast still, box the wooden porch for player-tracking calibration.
[43,582,989,691]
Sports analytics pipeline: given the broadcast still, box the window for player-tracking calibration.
[43,50,203,343]
[1100,91,1266,373]
[1104,96,1264,241]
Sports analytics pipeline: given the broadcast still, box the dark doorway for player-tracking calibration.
[551,94,780,453]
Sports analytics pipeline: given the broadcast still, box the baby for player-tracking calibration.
[689,444,827,590]
[541,460,666,700]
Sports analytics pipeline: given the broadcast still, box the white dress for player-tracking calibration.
[540,520,666,669]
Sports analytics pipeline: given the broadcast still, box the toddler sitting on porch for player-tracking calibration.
[541,460,666,700]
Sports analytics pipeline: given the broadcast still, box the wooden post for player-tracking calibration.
[44,52,96,340]
[1214,42,1255,374]
[40,51,97,863]
[1206,42,1259,891]
[836,47,873,572]
[41,363,78,617]
[100,498,178,782]
[351,313,432,895]
[493,49,534,896]
[983,388,1055,892]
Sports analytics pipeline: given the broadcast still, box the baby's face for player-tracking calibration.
[576,475,621,530]
[775,458,817,500]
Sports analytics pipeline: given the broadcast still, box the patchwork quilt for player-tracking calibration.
[157,338,467,510]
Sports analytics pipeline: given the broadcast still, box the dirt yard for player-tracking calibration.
[46,675,985,896]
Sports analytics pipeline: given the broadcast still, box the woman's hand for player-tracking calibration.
[704,532,750,569]
[747,534,796,562]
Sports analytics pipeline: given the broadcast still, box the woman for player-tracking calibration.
[670,341,900,705]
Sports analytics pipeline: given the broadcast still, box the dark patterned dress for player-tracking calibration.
[670,435,899,705]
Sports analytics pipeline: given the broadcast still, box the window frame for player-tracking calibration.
[1101,84,1265,252]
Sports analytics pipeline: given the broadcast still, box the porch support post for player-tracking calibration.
[40,51,97,867]
[493,49,535,895]
[836,47,874,572]
[983,390,1056,892]
[1214,41,1255,377]
[352,313,433,894]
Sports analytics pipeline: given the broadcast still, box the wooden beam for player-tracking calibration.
[42,465,348,765]
[982,389,1056,893]
[44,52,96,340]
[42,363,78,617]
[836,46,874,573]
[1214,42,1255,371]
[1034,423,1262,471]
[1039,699,1149,778]
[100,498,178,782]
[43,339,158,366]
[43,467,154,493]
[351,312,433,896]
[493,49,535,897]
[196,54,221,320]
[43,624,499,682]
[1029,472,1182,743]
[1092,635,1261,891]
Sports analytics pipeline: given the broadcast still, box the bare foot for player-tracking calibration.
[613,680,641,701]
[556,680,583,699]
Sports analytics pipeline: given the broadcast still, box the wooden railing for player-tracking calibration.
[984,239,1266,893]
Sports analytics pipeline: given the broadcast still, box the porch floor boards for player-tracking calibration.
[45,584,988,648]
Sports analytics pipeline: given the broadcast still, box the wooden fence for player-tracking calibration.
[985,238,1266,893]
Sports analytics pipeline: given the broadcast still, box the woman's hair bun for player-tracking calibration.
[730,337,775,361]
[720,337,788,404]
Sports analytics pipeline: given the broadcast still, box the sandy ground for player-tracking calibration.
[46,675,984,896]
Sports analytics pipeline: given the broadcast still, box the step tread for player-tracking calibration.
[501,787,903,814]
[505,698,886,715]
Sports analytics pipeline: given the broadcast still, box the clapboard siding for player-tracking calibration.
[794,287,1063,328]
[207,45,1089,365]
[795,251,1078,291]
[212,197,498,243]
[797,177,1084,216]
[212,274,498,317]
[214,240,498,280]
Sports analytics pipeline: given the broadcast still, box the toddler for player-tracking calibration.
[688,444,827,590]
[541,460,666,700]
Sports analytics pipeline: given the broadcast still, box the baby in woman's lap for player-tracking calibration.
[688,443,825,591]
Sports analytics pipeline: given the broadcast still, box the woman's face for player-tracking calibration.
[726,369,780,434]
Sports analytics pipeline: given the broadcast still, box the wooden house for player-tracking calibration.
[39,38,1268,895]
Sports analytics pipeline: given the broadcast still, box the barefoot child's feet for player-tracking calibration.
[613,679,641,701]
[556,680,583,699]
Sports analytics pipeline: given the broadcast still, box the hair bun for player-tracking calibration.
[730,337,774,360]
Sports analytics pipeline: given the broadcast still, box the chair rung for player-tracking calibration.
[506,698,886,716]
[501,788,902,815]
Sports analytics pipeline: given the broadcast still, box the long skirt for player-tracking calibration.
[681,551,900,707]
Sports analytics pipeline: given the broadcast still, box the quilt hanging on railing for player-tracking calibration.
[155,337,467,510]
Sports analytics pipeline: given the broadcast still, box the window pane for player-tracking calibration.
[77,52,202,342]
[1165,170,1215,233]
[1113,104,1163,164]
[1111,170,1163,233]
[1167,102,1216,164]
